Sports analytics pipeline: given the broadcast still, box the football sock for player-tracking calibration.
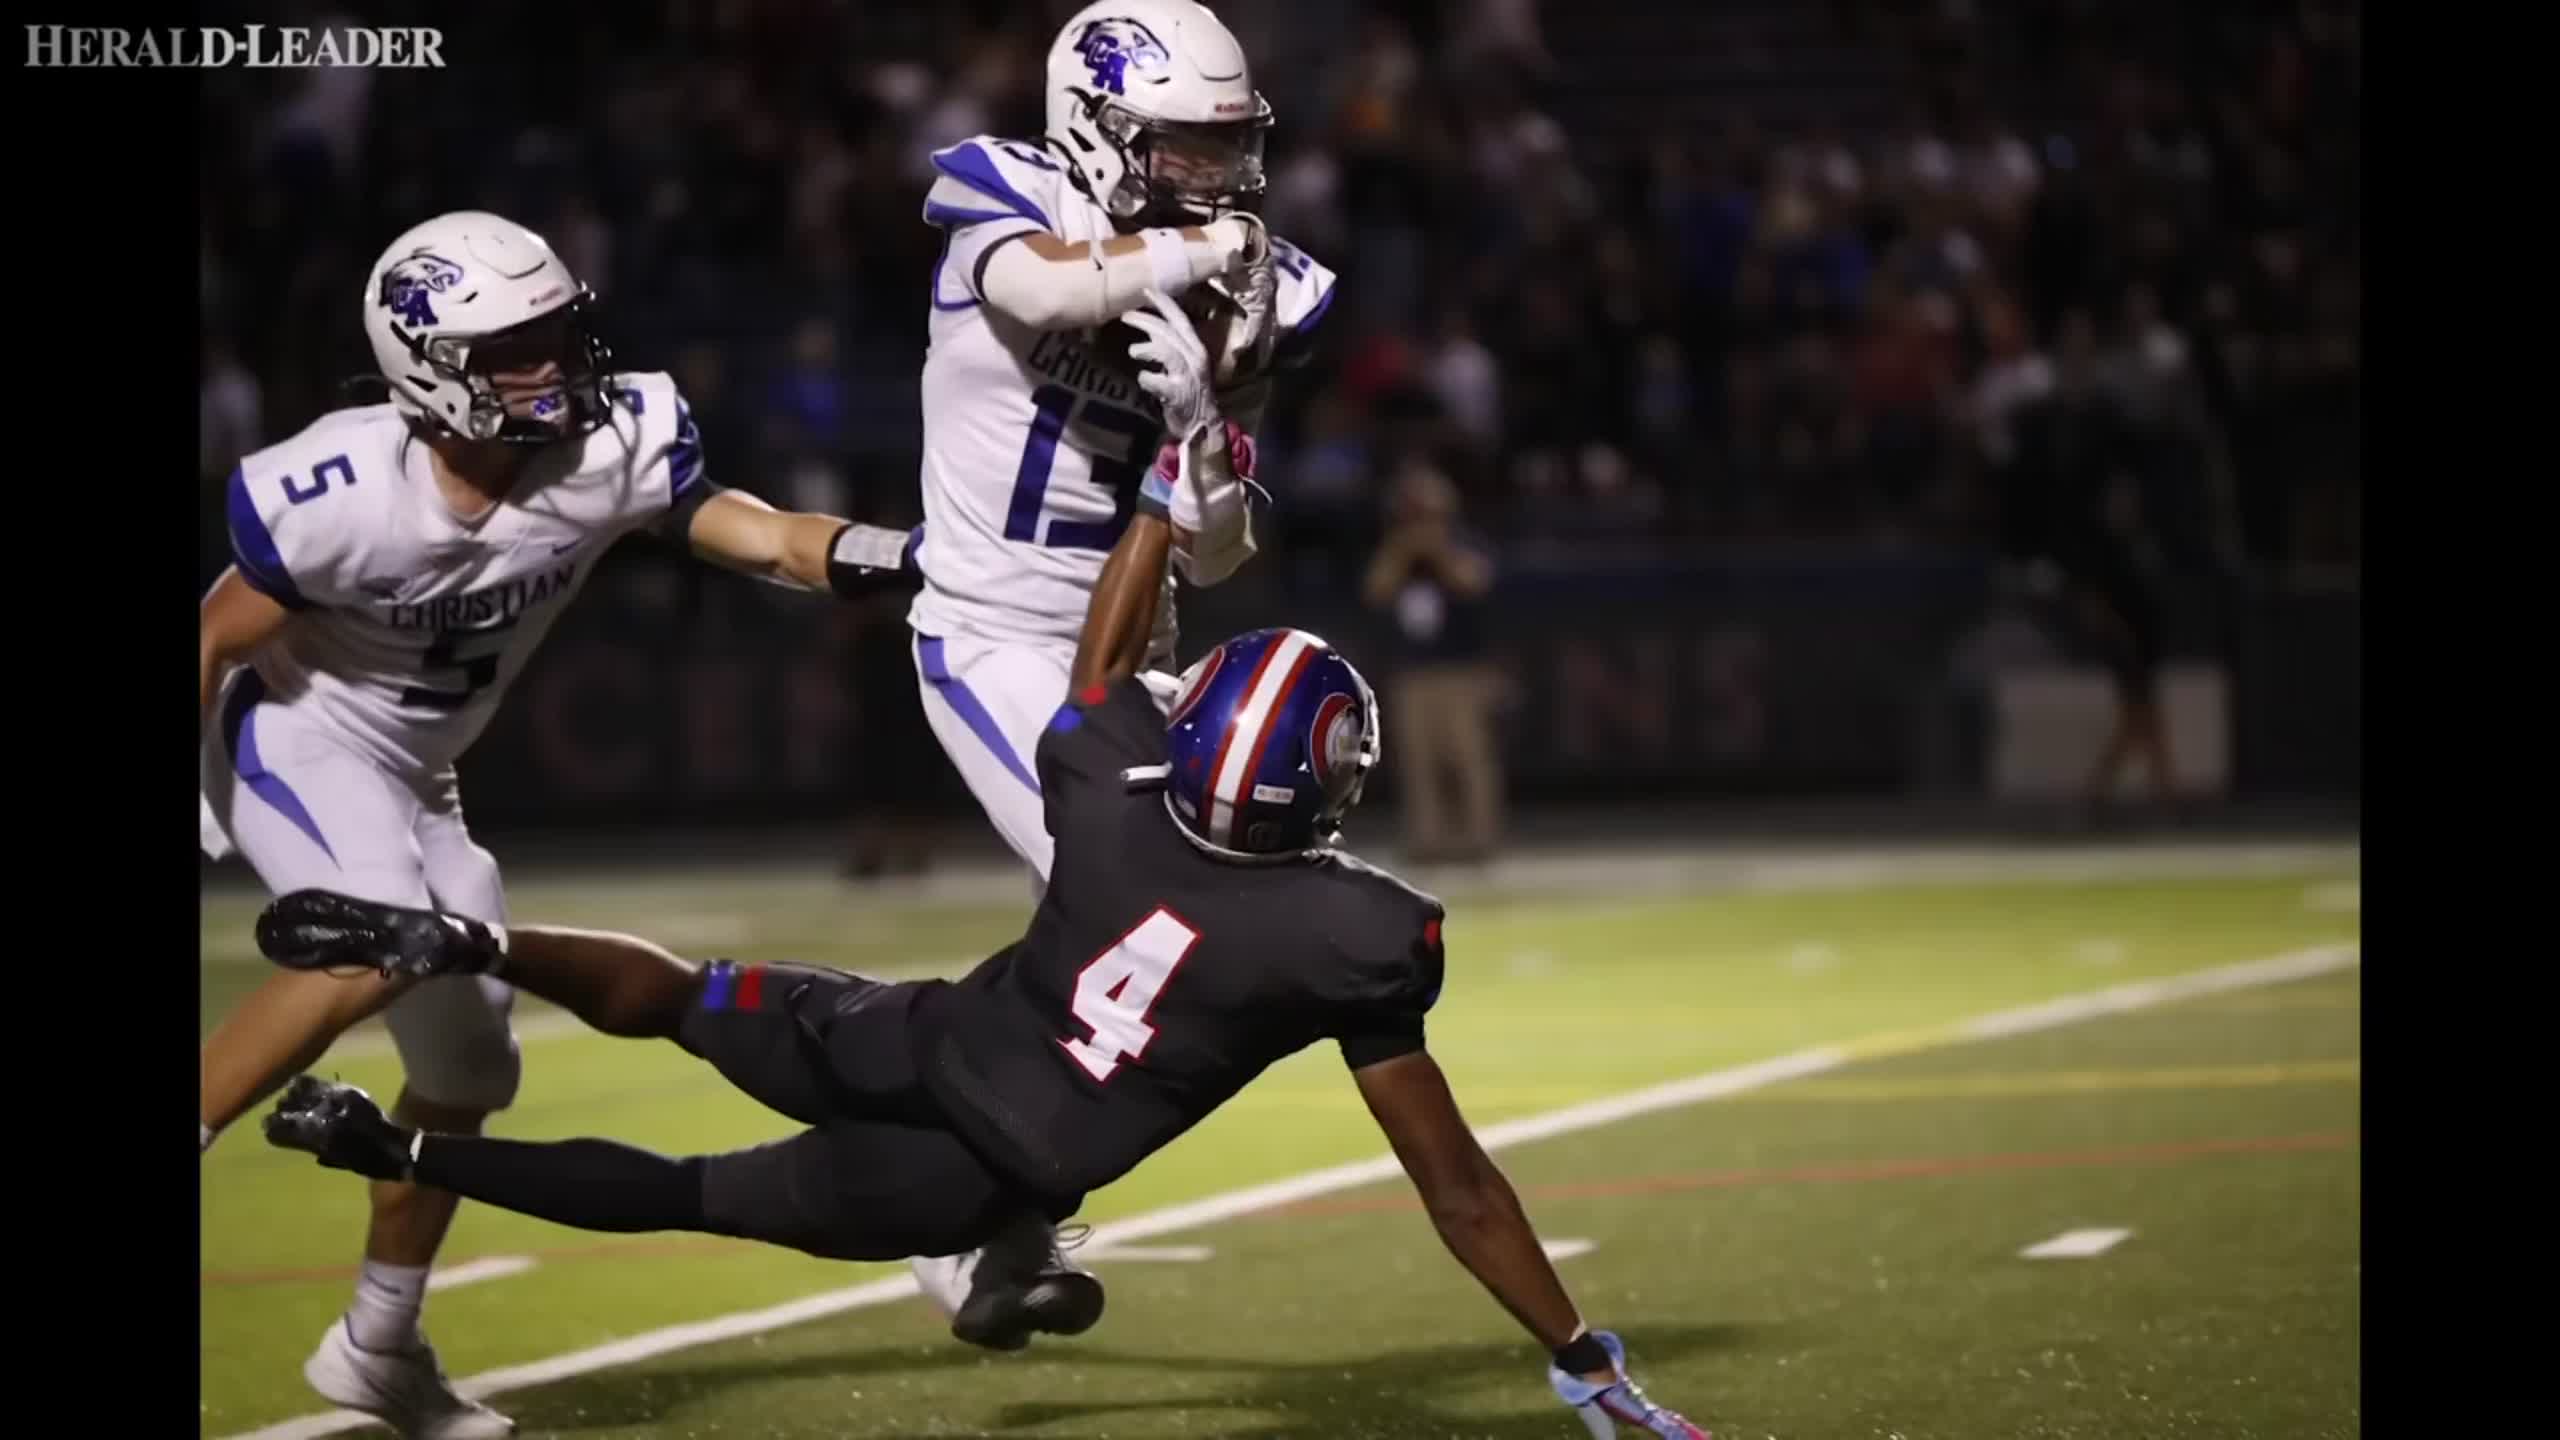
[345,1261,430,1352]
[1553,1329,1615,1377]
[411,1134,710,1235]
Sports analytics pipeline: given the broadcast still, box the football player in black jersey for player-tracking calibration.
[257,293,1710,1436]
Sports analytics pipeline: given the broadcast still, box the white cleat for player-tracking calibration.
[910,1249,981,1321]
[303,1320,517,1439]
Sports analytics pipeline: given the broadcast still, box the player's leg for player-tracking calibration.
[422,901,1106,1348]
[264,1080,1100,1345]
[488,940,923,1131]
[320,788,515,1377]
[493,926,714,1039]
[273,1088,1048,1266]
[697,1119,1103,1348]
[200,702,435,1147]
[912,630,1068,884]
[201,971,409,1141]
[200,700,514,1437]
[259,887,897,1127]
[910,631,1145,1335]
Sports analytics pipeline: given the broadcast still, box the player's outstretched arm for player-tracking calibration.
[1353,1050,1591,1352]
[979,216,1264,333]
[1063,290,1228,694]
[1069,505,1174,695]
[200,567,290,734]
[1355,1049,1713,1437]
[680,490,917,600]
[1123,291,1258,586]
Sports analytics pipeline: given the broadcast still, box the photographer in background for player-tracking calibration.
[1362,460,1505,865]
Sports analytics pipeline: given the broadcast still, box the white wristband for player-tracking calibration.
[1140,228,1194,296]
[829,522,911,574]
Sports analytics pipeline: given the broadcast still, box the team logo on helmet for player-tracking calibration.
[1166,647,1227,731]
[1074,18,1171,96]
[1308,691,1363,797]
[377,252,466,329]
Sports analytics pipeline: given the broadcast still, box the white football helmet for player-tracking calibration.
[1045,0,1272,228]
[362,210,612,445]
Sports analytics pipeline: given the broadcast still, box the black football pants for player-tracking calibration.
[409,964,1042,1262]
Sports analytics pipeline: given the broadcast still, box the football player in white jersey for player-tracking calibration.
[894,0,1339,1349]
[199,210,918,1438]
[906,0,1338,882]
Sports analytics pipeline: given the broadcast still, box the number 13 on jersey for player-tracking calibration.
[1060,908,1201,1083]
[1007,383,1158,553]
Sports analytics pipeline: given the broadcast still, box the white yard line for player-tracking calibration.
[221,940,2357,1440]
[426,1256,538,1293]
[2020,1228,2134,1260]
[2070,938,2128,967]
[1084,1244,1217,1264]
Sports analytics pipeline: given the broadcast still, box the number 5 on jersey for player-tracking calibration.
[399,620,518,712]
[1060,908,1201,1083]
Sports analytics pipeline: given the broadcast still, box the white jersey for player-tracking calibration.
[907,134,1339,651]
[221,371,706,776]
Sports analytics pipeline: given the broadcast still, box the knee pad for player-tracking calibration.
[384,975,522,1113]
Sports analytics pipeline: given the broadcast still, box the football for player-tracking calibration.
[1092,282,1242,387]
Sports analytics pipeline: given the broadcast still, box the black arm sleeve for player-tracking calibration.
[653,477,725,544]
[1033,676,1168,837]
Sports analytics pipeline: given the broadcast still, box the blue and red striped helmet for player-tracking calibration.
[1160,628,1381,858]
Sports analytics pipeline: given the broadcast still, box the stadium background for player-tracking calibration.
[196,0,2359,859]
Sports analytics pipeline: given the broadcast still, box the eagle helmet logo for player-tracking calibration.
[375,252,466,329]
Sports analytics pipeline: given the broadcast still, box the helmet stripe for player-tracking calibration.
[1199,635,1291,845]
[1234,643,1318,833]
[1205,630,1315,846]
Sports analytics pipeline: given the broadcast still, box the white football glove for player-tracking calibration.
[1128,290,1262,584]
[1141,420,1260,586]
[1203,211,1269,277]
[1548,1332,1712,1438]
[1125,289,1222,443]
[1206,230,1277,388]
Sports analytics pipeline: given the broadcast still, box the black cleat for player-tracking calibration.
[262,1075,418,1183]
[950,1216,1107,1352]
[258,890,501,979]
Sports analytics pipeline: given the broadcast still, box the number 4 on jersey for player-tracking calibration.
[1060,908,1201,1083]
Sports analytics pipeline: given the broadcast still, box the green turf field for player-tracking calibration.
[201,845,2360,1439]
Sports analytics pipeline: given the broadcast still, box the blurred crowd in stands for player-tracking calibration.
[201,0,2358,598]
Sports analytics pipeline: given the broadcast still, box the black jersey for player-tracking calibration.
[910,675,1445,1205]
